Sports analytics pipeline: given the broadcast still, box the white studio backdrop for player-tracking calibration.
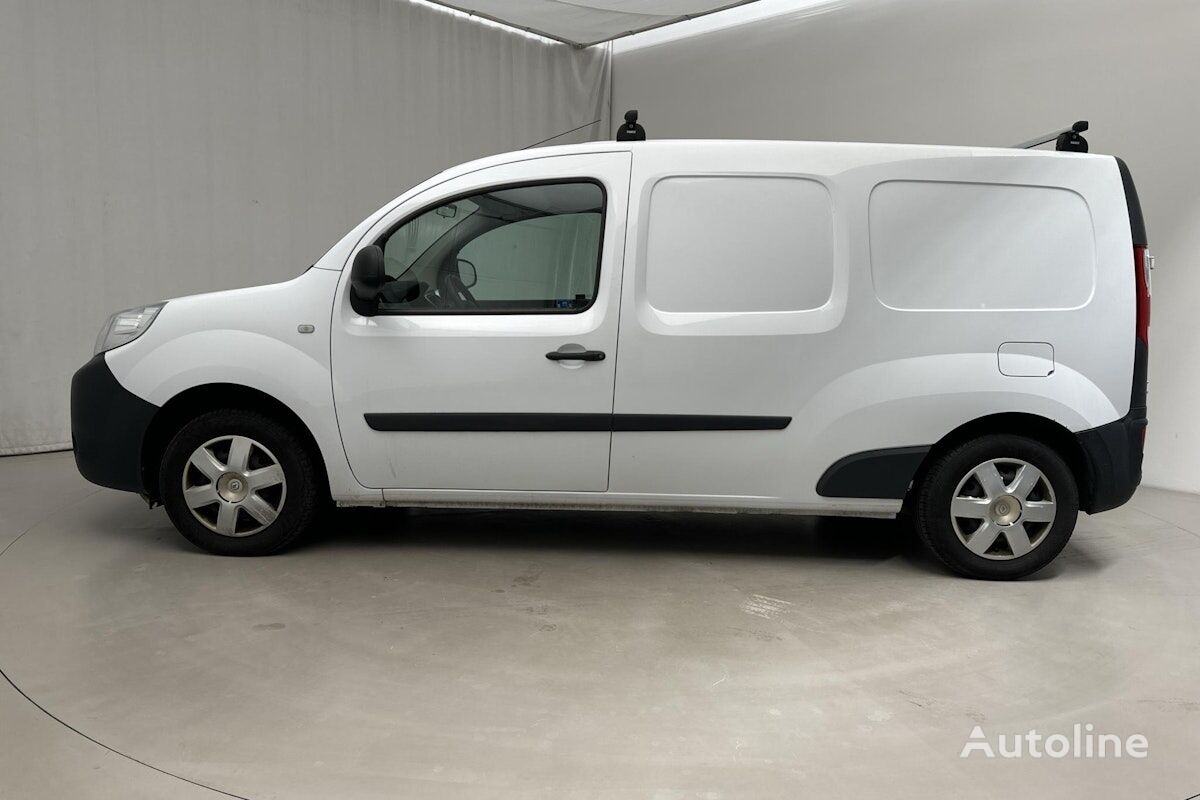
[0,0,610,455]
[614,0,1200,493]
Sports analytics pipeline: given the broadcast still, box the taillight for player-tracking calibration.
[1134,245,1152,344]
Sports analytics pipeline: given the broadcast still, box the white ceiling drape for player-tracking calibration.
[425,1,761,46]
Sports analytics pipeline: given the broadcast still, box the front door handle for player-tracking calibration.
[546,349,606,362]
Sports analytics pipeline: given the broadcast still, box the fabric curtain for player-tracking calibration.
[0,0,610,455]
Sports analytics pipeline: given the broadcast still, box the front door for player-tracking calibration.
[331,151,630,491]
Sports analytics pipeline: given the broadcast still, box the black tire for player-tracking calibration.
[913,434,1079,580]
[160,409,322,556]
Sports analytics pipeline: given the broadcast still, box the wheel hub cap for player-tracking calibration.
[216,472,250,503]
[989,495,1022,526]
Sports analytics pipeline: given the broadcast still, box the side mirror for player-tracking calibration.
[350,245,385,316]
[456,258,477,288]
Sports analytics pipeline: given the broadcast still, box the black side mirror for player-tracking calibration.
[350,245,385,316]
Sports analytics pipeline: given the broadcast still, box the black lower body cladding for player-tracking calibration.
[816,411,1145,512]
[1076,408,1146,514]
[70,354,159,493]
[815,446,931,499]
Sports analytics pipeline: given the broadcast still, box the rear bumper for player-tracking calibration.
[1076,407,1146,514]
[70,354,158,493]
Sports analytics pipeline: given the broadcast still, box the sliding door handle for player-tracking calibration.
[546,349,606,362]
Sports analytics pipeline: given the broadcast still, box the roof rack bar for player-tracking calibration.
[1013,120,1089,150]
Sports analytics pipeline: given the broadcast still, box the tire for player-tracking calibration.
[913,434,1079,580]
[160,409,322,556]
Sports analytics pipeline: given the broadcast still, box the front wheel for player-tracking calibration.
[913,434,1079,580]
[160,409,321,556]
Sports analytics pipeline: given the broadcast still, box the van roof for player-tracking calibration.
[438,138,1109,180]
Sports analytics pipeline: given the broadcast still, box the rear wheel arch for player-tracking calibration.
[141,384,329,504]
[912,432,1080,579]
[904,413,1088,513]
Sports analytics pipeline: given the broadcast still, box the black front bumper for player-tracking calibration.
[70,354,159,493]
[1077,407,1146,514]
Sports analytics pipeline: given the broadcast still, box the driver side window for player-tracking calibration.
[377,181,605,314]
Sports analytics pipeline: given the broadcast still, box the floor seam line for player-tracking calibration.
[0,487,252,800]
[0,666,250,800]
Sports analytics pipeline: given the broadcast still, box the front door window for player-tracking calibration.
[377,181,604,313]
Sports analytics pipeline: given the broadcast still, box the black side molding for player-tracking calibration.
[613,414,789,431]
[366,413,610,432]
[364,413,791,433]
[816,445,931,499]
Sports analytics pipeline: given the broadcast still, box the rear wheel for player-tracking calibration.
[160,409,321,555]
[913,434,1078,579]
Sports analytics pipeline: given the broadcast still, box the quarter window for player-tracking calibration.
[377,181,604,313]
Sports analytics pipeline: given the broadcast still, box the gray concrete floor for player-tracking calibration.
[0,451,1197,799]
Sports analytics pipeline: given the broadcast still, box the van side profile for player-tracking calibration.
[71,137,1150,579]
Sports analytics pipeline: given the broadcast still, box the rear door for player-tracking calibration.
[331,151,631,491]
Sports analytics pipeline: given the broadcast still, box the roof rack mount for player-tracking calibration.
[616,110,646,142]
[1013,120,1089,152]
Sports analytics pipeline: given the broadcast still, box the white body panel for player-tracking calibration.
[106,269,381,504]
[608,142,1130,506]
[102,140,1135,515]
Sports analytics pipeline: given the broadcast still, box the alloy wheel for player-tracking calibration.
[950,458,1057,560]
[181,435,287,537]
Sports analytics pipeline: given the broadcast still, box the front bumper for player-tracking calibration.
[1076,407,1147,514]
[70,354,159,493]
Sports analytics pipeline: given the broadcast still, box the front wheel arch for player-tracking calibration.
[140,384,329,505]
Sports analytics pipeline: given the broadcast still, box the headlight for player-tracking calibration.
[94,303,166,355]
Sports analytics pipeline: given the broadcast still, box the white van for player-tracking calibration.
[71,135,1150,579]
